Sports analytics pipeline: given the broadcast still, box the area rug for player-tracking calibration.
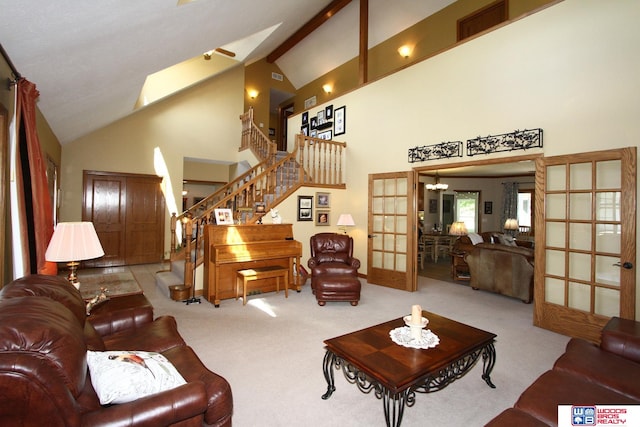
[77,271,142,300]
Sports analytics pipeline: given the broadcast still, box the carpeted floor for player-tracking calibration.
[120,263,569,427]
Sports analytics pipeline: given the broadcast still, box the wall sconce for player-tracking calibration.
[336,213,355,234]
[248,89,259,99]
[398,45,413,58]
[322,84,332,95]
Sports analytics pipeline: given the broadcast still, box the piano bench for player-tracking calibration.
[236,266,289,306]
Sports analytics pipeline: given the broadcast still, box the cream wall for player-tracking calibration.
[183,160,229,183]
[287,0,640,310]
[60,65,245,248]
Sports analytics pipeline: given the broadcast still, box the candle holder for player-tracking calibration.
[403,315,429,341]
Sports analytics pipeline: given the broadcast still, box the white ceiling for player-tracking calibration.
[1,0,455,145]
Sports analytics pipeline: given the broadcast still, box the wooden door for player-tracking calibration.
[83,172,126,267]
[125,176,164,265]
[367,172,417,291]
[83,171,164,267]
[534,148,636,343]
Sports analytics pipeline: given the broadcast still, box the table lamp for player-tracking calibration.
[504,218,519,237]
[336,213,355,234]
[449,221,468,236]
[45,222,105,289]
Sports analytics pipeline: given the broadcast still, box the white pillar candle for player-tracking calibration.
[411,304,422,325]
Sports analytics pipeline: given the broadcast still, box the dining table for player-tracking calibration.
[421,233,454,263]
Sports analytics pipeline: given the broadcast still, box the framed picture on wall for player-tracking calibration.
[297,195,313,221]
[334,106,346,135]
[316,210,330,226]
[316,192,330,208]
[429,199,438,214]
[325,105,333,120]
[484,201,493,214]
[302,111,309,125]
[301,124,309,136]
[318,130,332,140]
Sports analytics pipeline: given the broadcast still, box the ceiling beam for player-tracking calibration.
[359,0,368,85]
[267,0,353,63]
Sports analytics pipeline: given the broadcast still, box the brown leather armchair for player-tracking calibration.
[308,232,360,279]
[307,233,362,305]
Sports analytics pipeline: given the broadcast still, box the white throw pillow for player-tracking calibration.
[87,350,186,405]
[468,233,483,245]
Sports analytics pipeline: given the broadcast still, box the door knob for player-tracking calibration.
[613,262,633,269]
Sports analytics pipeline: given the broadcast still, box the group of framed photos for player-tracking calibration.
[297,192,331,226]
[301,105,346,140]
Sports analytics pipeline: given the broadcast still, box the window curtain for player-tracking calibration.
[501,182,519,230]
[16,78,56,275]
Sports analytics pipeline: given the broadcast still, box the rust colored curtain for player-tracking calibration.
[16,78,56,275]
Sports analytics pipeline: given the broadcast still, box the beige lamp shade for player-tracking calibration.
[449,221,468,236]
[336,214,355,227]
[46,222,105,262]
[504,218,519,230]
[337,214,355,234]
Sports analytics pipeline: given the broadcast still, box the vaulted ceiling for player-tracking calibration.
[1,0,456,145]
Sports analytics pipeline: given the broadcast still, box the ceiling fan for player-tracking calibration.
[203,48,236,60]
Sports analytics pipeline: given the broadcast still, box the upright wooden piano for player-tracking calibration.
[203,224,303,307]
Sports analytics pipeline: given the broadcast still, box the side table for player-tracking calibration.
[450,251,470,281]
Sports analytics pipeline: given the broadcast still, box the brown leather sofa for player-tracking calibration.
[464,242,535,303]
[0,274,233,427]
[451,232,535,303]
[486,317,640,426]
[308,233,361,305]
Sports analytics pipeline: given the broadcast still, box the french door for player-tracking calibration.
[367,172,417,291]
[534,148,636,343]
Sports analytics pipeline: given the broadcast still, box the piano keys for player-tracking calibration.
[203,224,303,307]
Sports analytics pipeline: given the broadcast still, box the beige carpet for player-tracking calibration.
[127,263,569,427]
[77,269,142,300]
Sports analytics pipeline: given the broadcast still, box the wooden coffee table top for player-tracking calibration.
[323,311,496,393]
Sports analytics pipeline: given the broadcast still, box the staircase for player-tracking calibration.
[156,108,347,298]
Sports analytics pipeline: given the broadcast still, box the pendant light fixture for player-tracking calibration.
[426,172,448,191]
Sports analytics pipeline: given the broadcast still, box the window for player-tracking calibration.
[455,191,480,233]
[517,190,534,233]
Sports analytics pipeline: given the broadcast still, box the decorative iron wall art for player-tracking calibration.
[466,128,543,157]
[408,141,463,163]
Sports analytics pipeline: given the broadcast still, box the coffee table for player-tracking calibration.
[321,311,496,426]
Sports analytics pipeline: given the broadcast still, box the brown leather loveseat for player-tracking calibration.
[0,274,233,426]
[486,317,640,426]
